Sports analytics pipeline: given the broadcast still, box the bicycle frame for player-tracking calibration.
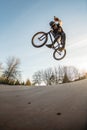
[38,30,53,42]
[45,30,54,43]
[46,31,61,50]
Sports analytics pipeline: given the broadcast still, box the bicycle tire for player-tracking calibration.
[53,49,66,60]
[32,32,48,48]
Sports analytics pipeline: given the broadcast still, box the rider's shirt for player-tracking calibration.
[52,24,63,37]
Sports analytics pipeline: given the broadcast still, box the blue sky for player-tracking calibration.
[0,0,87,81]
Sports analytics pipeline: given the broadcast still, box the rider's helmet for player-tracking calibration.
[49,21,55,28]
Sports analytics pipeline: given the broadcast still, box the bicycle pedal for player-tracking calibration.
[46,44,52,48]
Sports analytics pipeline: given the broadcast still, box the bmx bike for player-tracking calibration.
[31,30,66,60]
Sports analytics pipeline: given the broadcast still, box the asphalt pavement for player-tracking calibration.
[0,79,87,130]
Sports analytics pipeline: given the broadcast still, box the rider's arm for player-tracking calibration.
[54,16,63,27]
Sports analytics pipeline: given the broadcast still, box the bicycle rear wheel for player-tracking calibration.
[32,32,48,48]
[53,49,66,60]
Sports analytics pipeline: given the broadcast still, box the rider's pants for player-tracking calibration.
[54,32,66,48]
[61,32,66,48]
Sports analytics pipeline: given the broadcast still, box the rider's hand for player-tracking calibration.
[54,16,59,21]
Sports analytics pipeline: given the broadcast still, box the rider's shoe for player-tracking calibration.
[46,44,53,48]
[59,47,64,51]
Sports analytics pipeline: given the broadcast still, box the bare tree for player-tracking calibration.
[32,65,81,86]
[42,68,53,85]
[63,66,79,82]
[58,66,64,83]
[53,67,59,84]
[0,63,2,69]
[71,66,79,81]
[0,63,3,77]
[3,57,21,82]
[63,66,69,83]
[32,71,42,85]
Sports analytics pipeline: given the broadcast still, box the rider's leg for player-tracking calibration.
[52,35,61,47]
[61,32,66,48]
[46,35,60,48]
[57,36,61,44]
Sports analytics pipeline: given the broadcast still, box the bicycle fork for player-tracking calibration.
[38,33,47,41]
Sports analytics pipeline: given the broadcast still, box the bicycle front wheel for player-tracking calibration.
[32,32,48,48]
[53,49,66,60]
